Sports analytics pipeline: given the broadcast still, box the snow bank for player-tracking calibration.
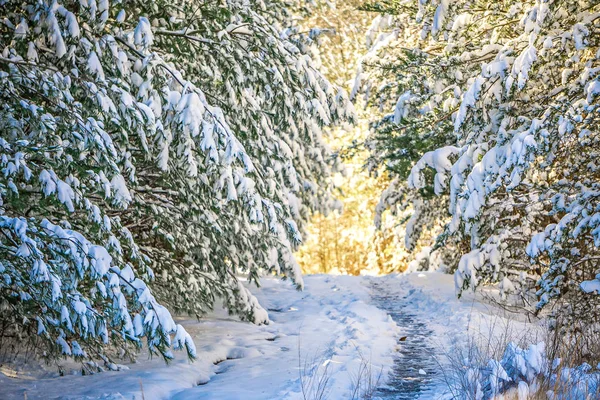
[0,275,398,400]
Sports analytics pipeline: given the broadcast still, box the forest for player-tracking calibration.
[1,0,599,399]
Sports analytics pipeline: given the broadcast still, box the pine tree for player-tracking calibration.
[357,0,600,323]
[352,1,465,272]
[0,0,352,366]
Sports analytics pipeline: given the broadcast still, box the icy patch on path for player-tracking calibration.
[368,278,438,399]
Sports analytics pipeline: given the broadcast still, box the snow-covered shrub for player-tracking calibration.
[356,0,600,316]
[447,340,600,400]
[0,0,352,365]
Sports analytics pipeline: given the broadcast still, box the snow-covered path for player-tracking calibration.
[0,273,533,400]
[368,273,542,400]
[368,278,439,399]
[170,275,399,400]
[0,275,399,400]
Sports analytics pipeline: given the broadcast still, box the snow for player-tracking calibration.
[0,276,398,400]
[431,0,449,36]
[27,41,38,61]
[510,45,537,90]
[454,76,485,131]
[87,52,105,81]
[110,174,132,208]
[56,180,75,212]
[2,271,567,399]
[134,17,154,50]
[452,13,472,32]
[586,79,600,103]
[116,9,126,23]
[225,23,253,36]
[580,278,600,294]
[3,0,578,396]
[58,8,80,38]
[572,23,590,50]
[408,146,461,195]
[393,91,413,124]
[47,10,66,58]
[88,245,112,276]
[14,19,28,39]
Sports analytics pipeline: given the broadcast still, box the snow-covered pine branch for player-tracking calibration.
[0,0,352,366]
[357,0,600,321]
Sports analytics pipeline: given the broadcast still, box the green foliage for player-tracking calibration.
[0,0,352,367]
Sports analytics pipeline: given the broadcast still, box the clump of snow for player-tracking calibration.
[510,45,537,91]
[110,174,132,208]
[134,17,154,50]
[454,77,485,131]
[408,146,461,195]
[393,91,414,123]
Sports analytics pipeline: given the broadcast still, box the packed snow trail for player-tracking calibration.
[368,279,439,399]
[0,273,534,399]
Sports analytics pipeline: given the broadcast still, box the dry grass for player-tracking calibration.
[298,339,332,400]
[436,312,537,399]
[297,338,386,400]
[348,346,384,400]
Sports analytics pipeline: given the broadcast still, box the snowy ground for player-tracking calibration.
[0,273,542,399]
[371,273,543,399]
